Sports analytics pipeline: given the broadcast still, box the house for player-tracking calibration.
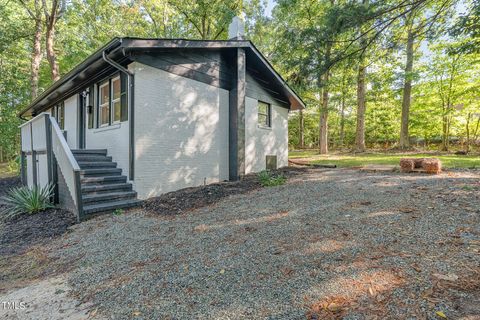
[18,22,305,220]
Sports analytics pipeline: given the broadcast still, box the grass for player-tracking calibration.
[0,162,17,179]
[289,150,480,169]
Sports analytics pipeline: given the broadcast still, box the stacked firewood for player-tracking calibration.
[400,158,442,174]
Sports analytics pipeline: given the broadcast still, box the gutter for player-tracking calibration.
[102,46,135,181]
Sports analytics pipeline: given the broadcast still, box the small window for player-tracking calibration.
[258,101,271,127]
[99,81,110,127]
[52,102,65,130]
[111,77,121,123]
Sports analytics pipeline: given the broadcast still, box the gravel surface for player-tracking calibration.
[41,169,480,319]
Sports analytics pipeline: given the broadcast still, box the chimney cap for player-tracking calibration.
[228,16,245,40]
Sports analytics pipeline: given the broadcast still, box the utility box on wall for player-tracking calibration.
[266,155,277,170]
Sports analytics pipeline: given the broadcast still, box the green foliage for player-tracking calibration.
[7,156,20,175]
[1,183,55,220]
[258,170,287,187]
[113,208,124,216]
[290,150,480,169]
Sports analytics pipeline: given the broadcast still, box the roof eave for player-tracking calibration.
[19,38,122,118]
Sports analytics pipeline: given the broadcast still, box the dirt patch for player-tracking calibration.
[0,275,102,320]
[0,208,76,257]
[142,167,307,215]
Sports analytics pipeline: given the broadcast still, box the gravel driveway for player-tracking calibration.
[8,169,480,319]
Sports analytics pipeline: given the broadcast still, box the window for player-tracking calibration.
[99,81,110,127]
[95,74,127,128]
[111,77,121,123]
[52,102,65,130]
[258,101,271,127]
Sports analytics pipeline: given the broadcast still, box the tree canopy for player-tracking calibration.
[0,0,478,161]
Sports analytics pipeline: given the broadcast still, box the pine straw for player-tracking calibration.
[307,269,406,319]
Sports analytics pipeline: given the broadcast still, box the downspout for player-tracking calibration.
[102,50,135,181]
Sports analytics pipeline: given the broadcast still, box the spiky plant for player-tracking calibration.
[1,183,55,219]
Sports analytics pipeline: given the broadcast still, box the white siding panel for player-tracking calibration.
[26,155,33,188]
[37,154,49,188]
[64,95,78,149]
[245,96,288,174]
[132,63,229,199]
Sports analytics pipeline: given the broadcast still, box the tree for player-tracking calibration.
[399,14,416,149]
[42,0,66,81]
[18,0,44,99]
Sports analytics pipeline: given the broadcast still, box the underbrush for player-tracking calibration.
[258,170,287,187]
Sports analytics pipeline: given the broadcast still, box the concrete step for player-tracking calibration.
[82,182,132,194]
[80,168,122,177]
[83,199,142,215]
[80,175,127,185]
[74,155,113,162]
[72,149,107,156]
[82,191,137,205]
[78,162,117,169]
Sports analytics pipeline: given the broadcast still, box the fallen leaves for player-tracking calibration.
[432,273,459,282]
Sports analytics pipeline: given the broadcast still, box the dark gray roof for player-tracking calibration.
[20,37,305,117]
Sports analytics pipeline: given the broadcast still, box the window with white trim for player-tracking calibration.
[99,81,110,127]
[258,101,271,127]
[95,74,127,128]
[111,76,121,123]
[52,102,65,130]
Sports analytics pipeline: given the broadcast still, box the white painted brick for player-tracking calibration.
[132,63,229,199]
[245,96,289,173]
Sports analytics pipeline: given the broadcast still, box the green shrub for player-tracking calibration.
[7,156,20,175]
[1,183,55,220]
[113,208,124,215]
[258,170,287,187]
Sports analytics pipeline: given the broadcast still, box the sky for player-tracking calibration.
[262,0,469,62]
[265,0,275,18]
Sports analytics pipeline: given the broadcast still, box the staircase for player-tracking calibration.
[72,149,141,216]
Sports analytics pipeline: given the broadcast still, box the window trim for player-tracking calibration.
[111,76,121,124]
[257,101,271,128]
[94,73,127,129]
[98,80,110,128]
[52,102,65,130]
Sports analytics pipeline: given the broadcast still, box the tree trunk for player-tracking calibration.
[399,28,414,149]
[355,61,366,152]
[355,0,368,152]
[319,70,330,154]
[441,113,449,151]
[299,110,304,148]
[466,112,471,153]
[339,93,346,147]
[45,18,60,81]
[31,16,43,99]
[318,41,332,155]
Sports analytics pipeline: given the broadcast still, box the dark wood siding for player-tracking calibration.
[130,50,235,90]
[245,71,290,108]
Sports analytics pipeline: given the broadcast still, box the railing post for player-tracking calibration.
[45,114,53,184]
[30,123,37,187]
[20,152,26,185]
